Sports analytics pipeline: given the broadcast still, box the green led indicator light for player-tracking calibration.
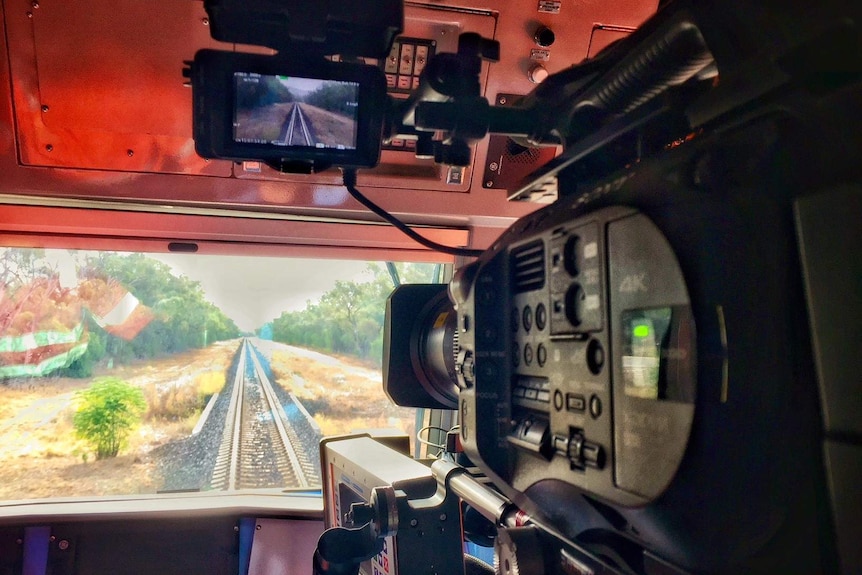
[633,324,650,338]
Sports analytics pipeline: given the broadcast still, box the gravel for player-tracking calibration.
[153,339,322,492]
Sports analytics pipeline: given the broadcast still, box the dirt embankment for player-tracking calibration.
[0,341,238,501]
[235,102,295,142]
[0,339,414,502]
[297,104,356,147]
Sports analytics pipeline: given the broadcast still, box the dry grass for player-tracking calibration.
[0,341,237,501]
[0,339,415,501]
[235,103,295,142]
[299,104,356,147]
[268,348,415,442]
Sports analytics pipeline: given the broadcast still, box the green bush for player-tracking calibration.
[73,377,147,460]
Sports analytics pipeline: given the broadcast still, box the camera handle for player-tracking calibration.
[389,33,501,166]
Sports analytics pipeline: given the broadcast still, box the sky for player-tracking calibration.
[150,254,374,332]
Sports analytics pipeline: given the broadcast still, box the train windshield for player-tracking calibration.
[0,247,435,501]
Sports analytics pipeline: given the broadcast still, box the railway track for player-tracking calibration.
[281,104,314,146]
[210,338,320,490]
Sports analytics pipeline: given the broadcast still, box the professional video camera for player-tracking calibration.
[374,3,856,575]
[188,0,859,573]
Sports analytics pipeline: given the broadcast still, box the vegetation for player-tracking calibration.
[0,248,241,379]
[236,75,295,109]
[73,377,147,459]
[268,263,441,365]
[304,82,358,117]
[63,253,240,375]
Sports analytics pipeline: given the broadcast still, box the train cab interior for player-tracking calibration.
[0,0,859,573]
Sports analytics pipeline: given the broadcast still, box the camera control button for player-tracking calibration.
[522,306,533,332]
[587,339,604,374]
[589,395,602,418]
[537,344,547,366]
[566,393,585,412]
[524,343,534,366]
[535,303,547,330]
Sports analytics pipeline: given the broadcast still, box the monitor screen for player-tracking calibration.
[233,72,360,150]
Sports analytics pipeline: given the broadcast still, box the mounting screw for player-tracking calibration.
[234,526,239,532]
[410,519,418,527]
[439,513,447,521]
[45,144,53,152]
[16,538,23,545]
[58,540,70,551]
[201,17,209,25]
[31,1,39,8]
[127,149,134,157]
[50,535,56,542]
[498,96,507,105]
[485,180,493,188]
[26,11,33,17]
[256,524,261,530]
[41,104,49,112]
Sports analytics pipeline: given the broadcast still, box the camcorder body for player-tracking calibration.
[184,0,857,572]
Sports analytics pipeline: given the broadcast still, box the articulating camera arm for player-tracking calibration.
[389,11,714,169]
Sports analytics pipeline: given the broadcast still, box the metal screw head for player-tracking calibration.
[26,11,33,17]
[127,149,134,157]
[58,540,70,551]
[50,535,56,542]
[498,96,507,105]
[485,180,494,188]
[202,17,209,25]
[31,1,39,8]
[255,524,261,530]
[45,144,53,152]
[409,519,418,527]
[439,513,447,521]
[41,104,49,112]
[234,526,240,532]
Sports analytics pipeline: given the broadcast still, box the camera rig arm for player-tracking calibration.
[389,9,715,169]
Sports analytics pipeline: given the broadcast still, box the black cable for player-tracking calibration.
[342,169,484,258]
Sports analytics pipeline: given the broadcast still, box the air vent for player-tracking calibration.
[511,240,546,293]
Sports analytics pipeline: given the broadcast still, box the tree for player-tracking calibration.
[269,262,443,365]
[73,377,147,459]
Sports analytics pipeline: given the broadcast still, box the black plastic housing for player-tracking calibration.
[191,50,387,169]
[203,0,403,58]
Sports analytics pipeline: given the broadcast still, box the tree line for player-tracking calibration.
[0,248,240,378]
[67,253,240,376]
[265,263,442,366]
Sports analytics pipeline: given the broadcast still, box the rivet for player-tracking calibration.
[45,144,53,152]
[202,17,209,25]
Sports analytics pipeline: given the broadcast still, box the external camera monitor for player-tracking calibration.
[191,50,387,169]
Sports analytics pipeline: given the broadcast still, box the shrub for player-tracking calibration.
[73,377,146,459]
